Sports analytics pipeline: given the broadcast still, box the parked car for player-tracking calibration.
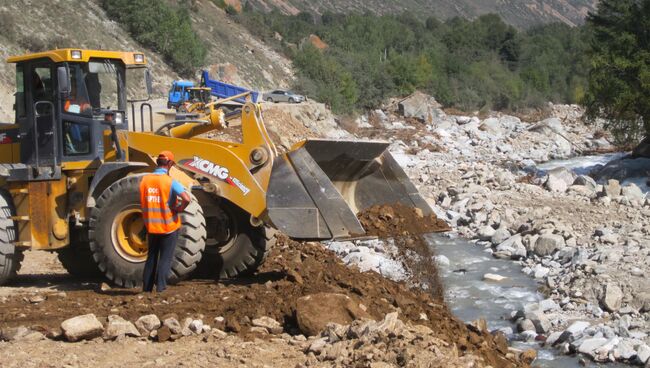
[263,90,305,103]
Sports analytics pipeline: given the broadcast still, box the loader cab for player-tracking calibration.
[187,87,212,105]
[7,49,150,179]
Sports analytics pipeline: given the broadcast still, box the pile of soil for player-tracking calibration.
[357,204,450,299]
[357,204,450,238]
[0,236,525,367]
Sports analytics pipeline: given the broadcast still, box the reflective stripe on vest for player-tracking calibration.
[139,174,182,234]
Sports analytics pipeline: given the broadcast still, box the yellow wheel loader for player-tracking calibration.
[0,49,433,287]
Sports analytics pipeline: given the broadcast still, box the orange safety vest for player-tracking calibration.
[139,174,181,234]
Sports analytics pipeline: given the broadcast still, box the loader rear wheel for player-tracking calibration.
[57,228,102,278]
[89,176,207,288]
[197,202,274,279]
[0,190,23,285]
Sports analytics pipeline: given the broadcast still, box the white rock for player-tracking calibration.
[483,273,507,282]
[189,320,204,334]
[622,183,644,202]
[104,315,140,340]
[252,316,283,334]
[478,225,496,240]
[566,321,590,336]
[61,314,104,342]
[491,227,511,245]
[578,337,608,355]
[602,283,623,312]
[636,343,650,364]
[135,314,161,334]
[434,255,450,267]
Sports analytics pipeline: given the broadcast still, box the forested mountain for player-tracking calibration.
[247,0,598,28]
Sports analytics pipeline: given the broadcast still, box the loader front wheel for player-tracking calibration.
[0,190,23,285]
[89,176,207,288]
[198,202,274,279]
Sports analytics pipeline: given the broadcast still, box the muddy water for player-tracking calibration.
[426,233,630,368]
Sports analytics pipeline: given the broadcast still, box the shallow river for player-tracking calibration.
[427,151,636,367]
[428,233,630,367]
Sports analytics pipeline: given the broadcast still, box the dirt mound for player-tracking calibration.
[0,235,525,367]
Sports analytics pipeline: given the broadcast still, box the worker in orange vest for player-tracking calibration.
[139,151,191,292]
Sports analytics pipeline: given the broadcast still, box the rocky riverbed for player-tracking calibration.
[342,94,650,366]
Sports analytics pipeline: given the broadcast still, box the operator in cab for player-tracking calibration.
[139,151,191,292]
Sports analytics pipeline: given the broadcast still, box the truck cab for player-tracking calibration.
[167,80,195,109]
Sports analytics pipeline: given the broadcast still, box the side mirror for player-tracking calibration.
[57,66,71,97]
[145,69,153,97]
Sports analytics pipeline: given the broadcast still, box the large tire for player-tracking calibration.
[197,202,274,279]
[89,176,206,288]
[57,228,102,278]
[0,190,23,284]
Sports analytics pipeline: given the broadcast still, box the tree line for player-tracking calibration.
[235,10,590,115]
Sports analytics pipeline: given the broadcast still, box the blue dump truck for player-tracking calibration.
[167,80,195,109]
[167,71,259,110]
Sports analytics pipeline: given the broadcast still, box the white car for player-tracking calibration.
[263,90,305,103]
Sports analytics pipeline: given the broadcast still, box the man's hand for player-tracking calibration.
[173,192,191,213]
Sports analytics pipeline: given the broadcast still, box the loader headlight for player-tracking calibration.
[71,50,82,60]
[134,53,145,63]
[103,112,123,126]
[114,112,123,126]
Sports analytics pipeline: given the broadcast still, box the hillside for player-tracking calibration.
[0,0,293,121]
[248,0,598,28]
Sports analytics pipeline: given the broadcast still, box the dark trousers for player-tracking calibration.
[142,231,178,292]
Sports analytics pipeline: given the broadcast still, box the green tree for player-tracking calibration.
[102,0,206,77]
[584,0,650,142]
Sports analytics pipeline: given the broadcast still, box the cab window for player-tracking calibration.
[62,64,92,116]
[15,65,26,118]
[63,121,91,155]
[32,67,53,101]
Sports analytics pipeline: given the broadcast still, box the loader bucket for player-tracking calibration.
[266,139,433,240]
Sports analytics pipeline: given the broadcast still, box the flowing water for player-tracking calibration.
[427,233,630,367]
[537,152,649,193]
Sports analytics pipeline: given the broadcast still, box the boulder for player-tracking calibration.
[517,319,536,333]
[578,337,608,357]
[135,314,161,334]
[479,117,504,135]
[602,283,623,312]
[529,117,565,135]
[573,175,598,190]
[534,234,565,256]
[397,91,442,123]
[622,183,644,202]
[544,167,576,193]
[637,344,650,364]
[252,316,283,334]
[592,157,650,182]
[295,293,370,336]
[61,314,104,342]
[104,315,140,340]
[601,179,622,197]
[163,317,182,335]
[477,225,496,241]
[496,234,526,258]
[632,137,650,157]
[491,227,511,245]
[631,292,650,312]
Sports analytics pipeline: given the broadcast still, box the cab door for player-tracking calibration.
[20,60,57,167]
